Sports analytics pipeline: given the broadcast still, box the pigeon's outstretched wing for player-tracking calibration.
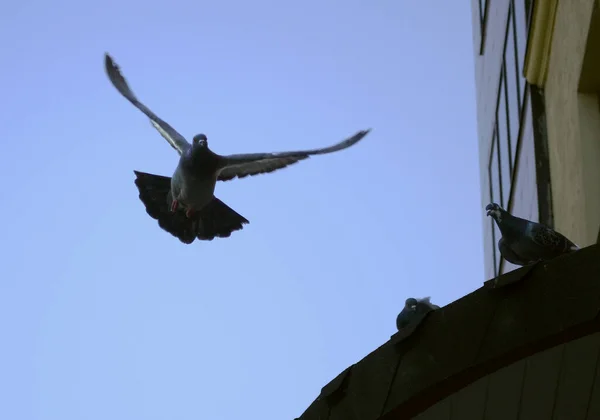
[104,53,191,155]
[216,129,371,182]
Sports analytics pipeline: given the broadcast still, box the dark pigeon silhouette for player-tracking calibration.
[486,202,579,266]
[104,53,371,243]
[396,297,439,331]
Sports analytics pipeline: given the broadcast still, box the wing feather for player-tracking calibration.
[104,53,191,155]
[217,129,370,182]
[530,224,578,252]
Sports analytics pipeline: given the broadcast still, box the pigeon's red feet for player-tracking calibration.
[171,200,179,212]
[185,208,195,218]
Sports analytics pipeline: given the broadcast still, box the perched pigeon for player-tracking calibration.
[396,297,439,331]
[104,53,371,243]
[486,203,579,266]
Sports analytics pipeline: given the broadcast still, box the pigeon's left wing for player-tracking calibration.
[530,224,579,252]
[104,53,191,155]
[216,129,371,182]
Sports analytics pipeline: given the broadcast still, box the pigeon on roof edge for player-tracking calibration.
[485,202,579,266]
[104,52,371,243]
[396,297,440,331]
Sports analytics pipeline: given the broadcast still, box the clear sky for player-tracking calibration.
[0,1,482,419]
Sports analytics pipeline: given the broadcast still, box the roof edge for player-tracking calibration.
[297,244,600,420]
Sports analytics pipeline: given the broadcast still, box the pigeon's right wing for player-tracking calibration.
[216,129,371,182]
[104,53,191,155]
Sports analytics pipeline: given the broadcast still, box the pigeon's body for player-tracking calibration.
[104,53,371,243]
[172,149,220,212]
[396,297,439,331]
[486,203,579,266]
[498,238,531,266]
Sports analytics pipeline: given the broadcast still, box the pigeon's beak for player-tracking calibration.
[486,209,492,217]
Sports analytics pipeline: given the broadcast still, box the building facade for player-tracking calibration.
[294,6,600,418]
[472,0,600,279]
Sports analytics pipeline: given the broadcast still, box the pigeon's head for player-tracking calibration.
[486,202,505,222]
[192,134,208,149]
[405,298,418,311]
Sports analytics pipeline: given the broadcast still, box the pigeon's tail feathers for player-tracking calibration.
[133,170,195,243]
[133,170,173,218]
[195,197,249,241]
[133,171,248,243]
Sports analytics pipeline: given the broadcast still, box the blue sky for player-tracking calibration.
[0,1,482,419]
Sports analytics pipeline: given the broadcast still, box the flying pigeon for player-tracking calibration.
[396,297,439,331]
[486,202,579,266]
[104,53,371,243]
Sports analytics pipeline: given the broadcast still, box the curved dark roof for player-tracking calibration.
[297,244,600,420]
